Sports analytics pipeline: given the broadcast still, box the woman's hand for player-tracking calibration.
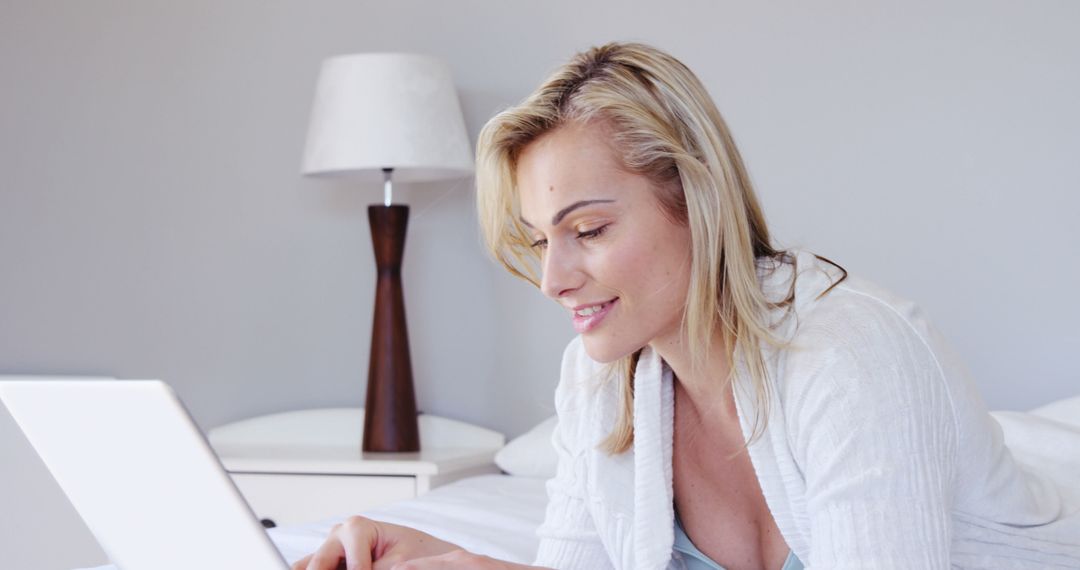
[377,549,524,569]
[291,515,460,570]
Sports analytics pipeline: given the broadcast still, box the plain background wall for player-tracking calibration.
[2,1,1077,568]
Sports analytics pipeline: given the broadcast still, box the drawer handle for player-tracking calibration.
[260,518,277,529]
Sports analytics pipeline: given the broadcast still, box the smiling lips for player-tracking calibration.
[570,298,618,333]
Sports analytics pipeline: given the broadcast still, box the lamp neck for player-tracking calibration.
[382,167,394,207]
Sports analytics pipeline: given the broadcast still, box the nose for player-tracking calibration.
[539,241,583,300]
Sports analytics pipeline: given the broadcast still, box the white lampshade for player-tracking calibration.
[301,53,474,183]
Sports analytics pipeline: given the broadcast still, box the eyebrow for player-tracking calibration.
[519,199,616,228]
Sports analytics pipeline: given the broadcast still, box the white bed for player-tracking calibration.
[268,473,548,566]
[77,396,1080,569]
[78,473,549,570]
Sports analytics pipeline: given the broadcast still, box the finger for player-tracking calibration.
[305,536,345,570]
[371,553,404,570]
[337,516,379,570]
[298,523,344,570]
[291,554,312,570]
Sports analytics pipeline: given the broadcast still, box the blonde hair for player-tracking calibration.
[475,41,846,453]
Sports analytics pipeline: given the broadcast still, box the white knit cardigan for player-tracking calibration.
[532,249,1080,570]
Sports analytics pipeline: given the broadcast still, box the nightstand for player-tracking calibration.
[207,408,505,527]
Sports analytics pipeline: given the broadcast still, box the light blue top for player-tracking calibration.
[673,510,804,570]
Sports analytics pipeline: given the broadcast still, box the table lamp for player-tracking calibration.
[301,53,474,452]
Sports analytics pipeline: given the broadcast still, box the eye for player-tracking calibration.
[577,224,609,240]
[529,224,608,250]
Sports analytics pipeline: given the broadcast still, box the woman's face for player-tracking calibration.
[516,121,693,363]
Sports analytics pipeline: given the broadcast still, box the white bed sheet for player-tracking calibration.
[77,473,548,570]
[269,473,548,566]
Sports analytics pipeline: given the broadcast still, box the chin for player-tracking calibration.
[580,336,641,364]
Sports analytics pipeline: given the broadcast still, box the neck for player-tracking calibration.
[650,328,737,421]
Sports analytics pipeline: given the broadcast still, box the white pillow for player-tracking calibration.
[494,415,558,478]
[1027,394,1080,429]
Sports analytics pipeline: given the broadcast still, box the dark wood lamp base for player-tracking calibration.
[362,204,420,452]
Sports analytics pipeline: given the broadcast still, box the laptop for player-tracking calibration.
[0,379,290,570]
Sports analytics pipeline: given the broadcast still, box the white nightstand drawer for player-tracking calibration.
[231,473,416,527]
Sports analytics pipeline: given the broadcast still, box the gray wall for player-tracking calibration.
[2,1,1078,568]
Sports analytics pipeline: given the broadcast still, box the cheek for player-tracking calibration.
[638,235,691,310]
[595,234,680,302]
[593,238,652,294]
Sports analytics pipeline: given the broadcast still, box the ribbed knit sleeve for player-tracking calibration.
[532,338,615,570]
[789,297,960,569]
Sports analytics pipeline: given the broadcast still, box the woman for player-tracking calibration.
[295,42,1080,570]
